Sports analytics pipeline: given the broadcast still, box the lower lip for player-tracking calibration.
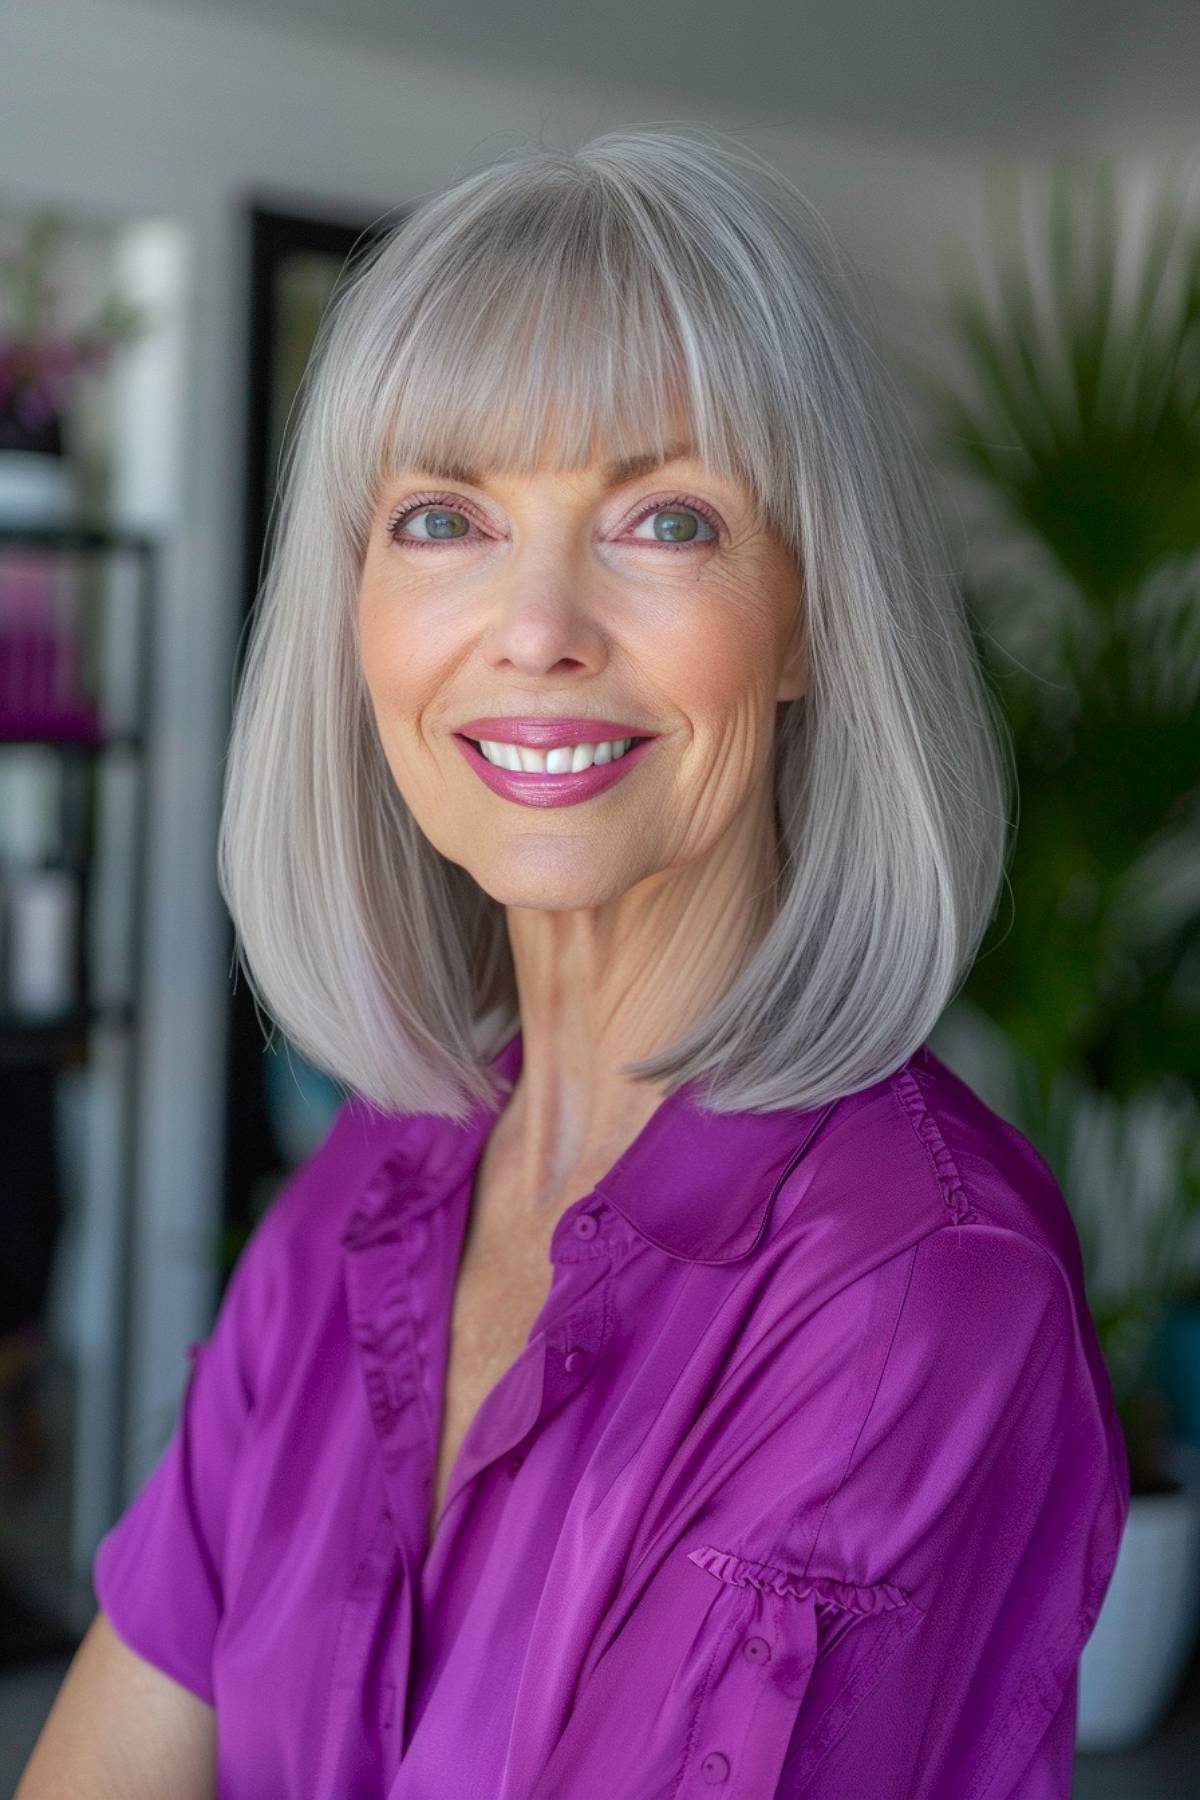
[453,735,658,808]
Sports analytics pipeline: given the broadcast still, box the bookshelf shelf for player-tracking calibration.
[0,523,155,1049]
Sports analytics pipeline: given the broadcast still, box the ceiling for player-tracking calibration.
[134,0,1197,153]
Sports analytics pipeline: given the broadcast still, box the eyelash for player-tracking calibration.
[383,491,722,551]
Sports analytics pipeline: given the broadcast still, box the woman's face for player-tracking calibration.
[356,442,807,911]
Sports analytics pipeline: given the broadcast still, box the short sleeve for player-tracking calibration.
[772,1223,1129,1800]
[91,1154,295,1704]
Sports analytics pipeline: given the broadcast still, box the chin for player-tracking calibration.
[467,854,640,913]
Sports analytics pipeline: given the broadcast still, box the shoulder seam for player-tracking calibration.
[889,1060,977,1226]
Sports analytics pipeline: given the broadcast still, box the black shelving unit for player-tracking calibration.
[0,519,155,1062]
[0,521,157,1651]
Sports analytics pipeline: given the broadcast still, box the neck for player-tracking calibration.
[498,801,781,1216]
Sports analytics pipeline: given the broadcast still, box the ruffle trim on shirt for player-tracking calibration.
[891,1061,976,1226]
[341,1138,462,1251]
[686,1545,915,1616]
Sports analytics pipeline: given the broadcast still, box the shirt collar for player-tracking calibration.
[344,1026,844,1265]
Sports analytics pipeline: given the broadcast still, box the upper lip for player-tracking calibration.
[455,717,658,749]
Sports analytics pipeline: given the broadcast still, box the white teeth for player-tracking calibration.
[478,737,635,773]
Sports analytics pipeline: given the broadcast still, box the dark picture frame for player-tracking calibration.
[221,202,393,1285]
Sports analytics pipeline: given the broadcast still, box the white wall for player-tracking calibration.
[0,0,1186,1535]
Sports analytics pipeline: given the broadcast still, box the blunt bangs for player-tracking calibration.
[329,148,807,560]
[219,125,1013,1123]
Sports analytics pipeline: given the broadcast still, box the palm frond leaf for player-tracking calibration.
[921,157,1200,602]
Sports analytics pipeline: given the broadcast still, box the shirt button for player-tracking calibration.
[563,1348,588,1375]
[573,1212,599,1240]
[743,1635,771,1664]
[701,1751,730,1784]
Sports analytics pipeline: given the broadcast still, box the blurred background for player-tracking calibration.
[0,0,1198,1791]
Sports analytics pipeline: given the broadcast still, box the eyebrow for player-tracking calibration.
[408,440,697,489]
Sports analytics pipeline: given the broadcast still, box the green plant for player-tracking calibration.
[933,999,1200,1493]
[907,156,1200,1492]
[0,210,147,431]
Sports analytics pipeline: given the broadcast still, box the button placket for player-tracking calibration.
[341,1227,429,1559]
[535,1267,613,1431]
[552,1199,617,1263]
[681,1558,821,1797]
[429,1222,621,1548]
[700,1750,730,1784]
[312,1503,407,1797]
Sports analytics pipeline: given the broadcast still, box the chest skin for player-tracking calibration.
[426,1087,670,1547]
[426,1137,557,1544]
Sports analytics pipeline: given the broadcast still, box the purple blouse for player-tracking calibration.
[93,1029,1129,1798]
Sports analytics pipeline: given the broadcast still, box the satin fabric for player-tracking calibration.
[94,1029,1129,1796]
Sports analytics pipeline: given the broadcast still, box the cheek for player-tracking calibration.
[358,569,461,718]
[356,587,389,693]
[686,627,785,799]
[673,615,780,738]
[358,601,422,721]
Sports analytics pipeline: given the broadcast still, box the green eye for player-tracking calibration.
[629,502,718,545]
[653,510,699,542]
[408,507,471,540]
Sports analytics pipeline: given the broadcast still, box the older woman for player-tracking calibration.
[21,127,1127,1799]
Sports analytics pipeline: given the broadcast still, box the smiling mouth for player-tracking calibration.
[452,731,659,805]
[458,735,653,768]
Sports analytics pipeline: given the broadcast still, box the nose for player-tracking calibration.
[480,531,607,676]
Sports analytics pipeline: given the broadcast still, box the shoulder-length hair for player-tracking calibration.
[218,124,1013,1123]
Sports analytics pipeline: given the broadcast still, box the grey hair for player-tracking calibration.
[218,124,1013,1123]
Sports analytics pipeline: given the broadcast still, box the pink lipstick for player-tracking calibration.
[452,731,658,809]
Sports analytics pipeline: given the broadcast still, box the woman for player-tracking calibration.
[20,126,1128,1798]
